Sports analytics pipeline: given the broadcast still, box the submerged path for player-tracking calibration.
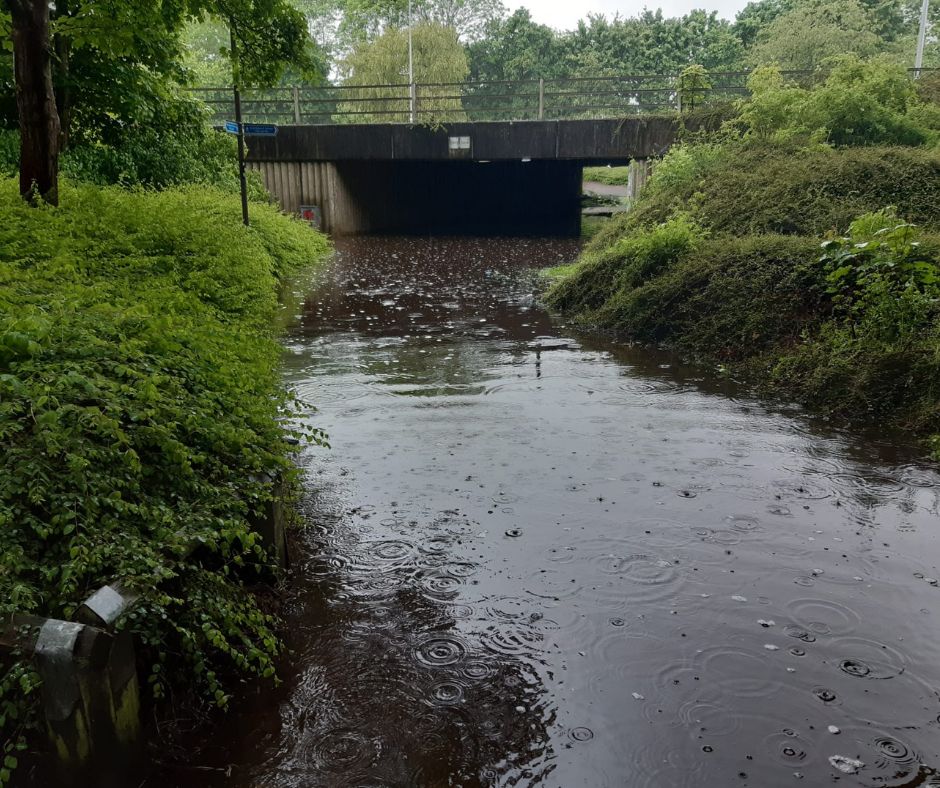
[162,237,940,787]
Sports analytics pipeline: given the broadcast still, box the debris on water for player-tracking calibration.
[529,336,578,351]
[758,619,776,628]
[505,528,523,537]
[764,644,779,651]
[828,755,864,774]
[632,692,645,700]
[731,595,748,602]
[828,725,841,734]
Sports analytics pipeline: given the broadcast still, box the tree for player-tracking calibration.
[4,0,61,204]
[412,0,505,43]
[749,0,882,71]
[467,9,564,82]
[340,21,469,122]
[559,10,745,78]
[734,0,793,49]
[2,0,311,205]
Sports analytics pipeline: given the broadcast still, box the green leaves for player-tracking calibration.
[0,177,329,772]
[734,57,933,148]
[819,208,940,344]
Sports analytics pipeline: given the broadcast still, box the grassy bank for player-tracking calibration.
[582,166,630,186]
[549,146,940,457]
[0,179,330,764]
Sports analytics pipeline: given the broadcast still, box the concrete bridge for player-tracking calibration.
[201,67,930,235]
[245,117,675,235]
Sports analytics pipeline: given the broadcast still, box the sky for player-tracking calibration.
[520,0,752,30]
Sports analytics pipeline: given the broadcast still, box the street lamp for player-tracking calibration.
[408,0,415,123]
[915,0,930,74]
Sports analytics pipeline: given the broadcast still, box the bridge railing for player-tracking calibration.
[193,68,936,126]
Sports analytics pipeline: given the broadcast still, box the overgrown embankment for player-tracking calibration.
[547,61,940,456]
[0,180,330,759]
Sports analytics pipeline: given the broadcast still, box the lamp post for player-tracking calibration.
[408,0,416,123]
[230,25,250,227]
[915,0,930,74]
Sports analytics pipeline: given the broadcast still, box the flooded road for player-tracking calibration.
[167,236,940,787]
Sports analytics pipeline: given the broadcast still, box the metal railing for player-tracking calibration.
[192,68,937,126]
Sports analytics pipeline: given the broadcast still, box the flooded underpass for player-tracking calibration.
[160,236,940,787]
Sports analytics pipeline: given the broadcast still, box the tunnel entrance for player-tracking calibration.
[328,159,583,236]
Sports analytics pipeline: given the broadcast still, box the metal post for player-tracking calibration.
[408,0,415,123]
[538,78,545,120]
[915,0,930,74]
[292,85,302,124]
[231,27,250,227]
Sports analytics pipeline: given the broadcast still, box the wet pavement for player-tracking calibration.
[158,236,940,787]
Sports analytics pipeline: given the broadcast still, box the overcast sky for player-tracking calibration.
[519,0,751,30]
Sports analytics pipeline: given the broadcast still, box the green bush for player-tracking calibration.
[0,178,330,769]
[549,215,703,315]
[60,125,243,190]
[547,209,940,453]
[549,228,823,358]
[735,58,935,147]
[0,130,15,178]
[1,102,251,192]
[612,143,940,238]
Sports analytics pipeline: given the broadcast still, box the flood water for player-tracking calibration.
[161,236,940,787]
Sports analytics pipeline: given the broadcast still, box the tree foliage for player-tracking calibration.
[0,178,330,783]
[736,57,936,146]
[748,0,883,71]
[0,0,313,202]
[341,21,468,122]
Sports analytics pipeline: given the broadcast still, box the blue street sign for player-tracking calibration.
[243,123,278,137]
[224,120,239,135]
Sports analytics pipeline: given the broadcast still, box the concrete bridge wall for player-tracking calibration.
[245,117,684,234]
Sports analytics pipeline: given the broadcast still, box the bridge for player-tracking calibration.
[190,70,925,235]
[243,117,688,234]
[192,72,751,234]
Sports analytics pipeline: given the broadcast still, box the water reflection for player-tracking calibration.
[153,236,940,787]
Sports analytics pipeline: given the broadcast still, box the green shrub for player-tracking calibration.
[549,216,703,314]
[820,208,940,338]
[735,58,935,147]
[0,178,330,769]
[0,130,15,178]
[1,104,250,192]
[549,229,822,359]
[547,208,940,453]
[60,125,242,190]
[619,143,940,237]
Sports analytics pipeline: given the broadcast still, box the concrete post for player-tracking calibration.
[627,159,653,202]
[14,615,142,786]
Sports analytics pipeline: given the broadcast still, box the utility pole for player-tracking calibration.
[408,0,416,124]
[915,0,930,74]
[231,26,250,227]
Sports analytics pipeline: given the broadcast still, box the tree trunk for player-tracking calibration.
[10,0,61,206]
